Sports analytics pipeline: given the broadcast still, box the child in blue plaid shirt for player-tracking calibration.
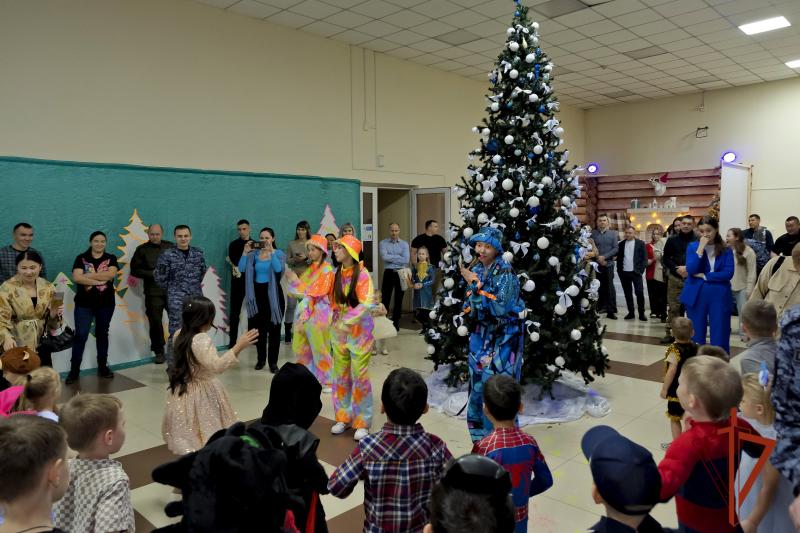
[328,368,452,533]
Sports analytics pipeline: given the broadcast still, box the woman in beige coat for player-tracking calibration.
[0,251,63,366]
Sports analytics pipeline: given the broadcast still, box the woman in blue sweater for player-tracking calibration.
[680,217,735,353]
[239,227,286,372]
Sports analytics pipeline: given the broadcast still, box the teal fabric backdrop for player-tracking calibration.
[0,157,361,286]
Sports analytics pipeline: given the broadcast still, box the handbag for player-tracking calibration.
[38,308,74,353]
[372,316,398,340]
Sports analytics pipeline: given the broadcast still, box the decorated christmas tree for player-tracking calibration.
[424,1,608,391]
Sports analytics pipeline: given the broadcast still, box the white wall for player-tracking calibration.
[0,0,585,195]
[584,77,800,233]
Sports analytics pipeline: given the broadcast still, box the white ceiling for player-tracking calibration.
[194,0,800,108]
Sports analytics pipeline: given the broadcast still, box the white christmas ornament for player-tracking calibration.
[514,149,522,156]
[482,191,494,203]
[509,207,520,218]
[580,298,589,309]
[536,237,549,249]
[502,251,514,263]
[529,93,539,103]
[429,310,437,320]
[504,135,514,145]
[492,155,502,165]
[523,279,536,292]
[570,329,582,341]
[443,251,452,263]
[506,28,515,36]
[528,196,540,207]
[509,41,519,52]
[443,277,454,289]
[490,102,500,112]
[554,303,567,315]
[554,216,564,227]
[529,331,540,342]
[548,256,559,267]
[525,53,535,64]
[533,145,543,154]
[457,325,469,336]
[471,126,479,133]
[509,69,519,79]
[544,64,553,72]
[565,285,580,297]
[477,213,489,224]
[555,356,566,367]
[561,196,572,206]
[531,22,539,29]
[541,176,553,186]
[426,344,436,355]
[481,128,490,136]
[554,126,564,137]
[463,227,474,238]
[502,178,514,190]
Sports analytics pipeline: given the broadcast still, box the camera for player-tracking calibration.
[250,241,264,249]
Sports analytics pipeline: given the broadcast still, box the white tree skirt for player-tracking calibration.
[426,365,611,426]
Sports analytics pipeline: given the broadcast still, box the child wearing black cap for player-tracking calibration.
[582,425,664,532]
[472,375,552,533]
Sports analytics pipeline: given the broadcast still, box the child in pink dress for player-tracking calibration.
[162,296,258,455]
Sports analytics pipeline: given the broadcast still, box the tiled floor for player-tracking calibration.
[60,313,748,532]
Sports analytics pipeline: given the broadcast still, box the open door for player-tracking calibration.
[411,188,452,243]
[360,186,379,282]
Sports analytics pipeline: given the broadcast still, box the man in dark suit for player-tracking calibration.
[617,226,648,321]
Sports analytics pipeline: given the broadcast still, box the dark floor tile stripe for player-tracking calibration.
[60,373,146,402]
[326,504,366,533]
[134,510,156,533]
[118,444,176,490]
[310,416,359,468]
[606,360,663,383]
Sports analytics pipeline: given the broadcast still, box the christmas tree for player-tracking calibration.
[116,209,149,295]
[202,266,230,347]
[317,204,340,236]
[424,1,608,391]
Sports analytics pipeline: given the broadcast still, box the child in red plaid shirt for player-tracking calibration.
[472,375,552,533]
[328,368,452,533]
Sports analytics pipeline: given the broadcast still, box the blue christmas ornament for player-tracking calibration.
[527,152,534,159]
[486,139,499,154]
[534,254,540,262]
[539,105,546,113]
[507,102,513,108]
[514,10,520,15]
[534,64,540,80]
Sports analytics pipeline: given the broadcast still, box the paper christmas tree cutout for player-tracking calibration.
[317,204,340,237]
[116,209,149,295]
[202,266,229,347]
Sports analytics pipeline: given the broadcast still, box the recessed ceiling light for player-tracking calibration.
[623,45,668,60]
[786,59,800,69]
[738,16,791,35]
[435,29,481,46]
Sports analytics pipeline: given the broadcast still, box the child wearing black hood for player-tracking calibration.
[261,363,329,532]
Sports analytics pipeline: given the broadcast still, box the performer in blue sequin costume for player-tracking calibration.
[460,227,525,442]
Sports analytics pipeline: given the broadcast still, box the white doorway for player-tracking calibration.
[360,186,379,282]
[411,188,452,242]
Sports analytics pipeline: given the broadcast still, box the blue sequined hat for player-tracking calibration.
[469,226,504,253]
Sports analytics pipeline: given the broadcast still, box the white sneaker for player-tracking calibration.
[354,428,369,441]
[381,348,389,355]
[322,386,332,394]
[331,422,349,435]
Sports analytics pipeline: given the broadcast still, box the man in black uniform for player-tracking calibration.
[130,224,173,364]
[227,219,251,348]
[660,215,697,344]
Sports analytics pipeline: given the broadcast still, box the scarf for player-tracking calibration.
[244,251,285,325]
[416,261,429,281]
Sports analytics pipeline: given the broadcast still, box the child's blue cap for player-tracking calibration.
[581,426,661,515]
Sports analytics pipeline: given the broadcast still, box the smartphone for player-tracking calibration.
[51,291,64,308]
[250,241,264,249]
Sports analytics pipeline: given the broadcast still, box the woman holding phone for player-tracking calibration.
[0,251,64,367]
[239,227,287,372]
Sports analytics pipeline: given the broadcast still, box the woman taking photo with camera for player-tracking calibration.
[238,227,287,372]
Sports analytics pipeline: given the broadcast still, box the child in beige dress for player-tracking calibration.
[162,296,258,455]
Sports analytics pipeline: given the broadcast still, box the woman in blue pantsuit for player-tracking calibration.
[680,217,735,353]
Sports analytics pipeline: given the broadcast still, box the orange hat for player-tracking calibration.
[337,235,362,262]
[306,234,329,255]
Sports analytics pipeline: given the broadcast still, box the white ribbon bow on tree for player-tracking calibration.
[510,241,530,256]
[460,207,475,219]
[557,290,573,309]
[487,217,506,230]
[452,314,465,328]
[525,320,540,335]
[443,292,462,307]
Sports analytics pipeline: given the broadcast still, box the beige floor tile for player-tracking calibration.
[131,482,181,529]
[114,419,164,457]
[320,461,365,519]
[603,338,665,365]
[529,494,601,533]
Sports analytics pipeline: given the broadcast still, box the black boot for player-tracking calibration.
[284,323,293,344]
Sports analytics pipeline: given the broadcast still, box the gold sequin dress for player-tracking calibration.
[162,332,238,455]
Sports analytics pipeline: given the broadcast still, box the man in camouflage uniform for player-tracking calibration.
[772,303,800,527]
[155,225,207,368]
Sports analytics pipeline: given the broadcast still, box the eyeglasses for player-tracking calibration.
[441,454,511,496]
